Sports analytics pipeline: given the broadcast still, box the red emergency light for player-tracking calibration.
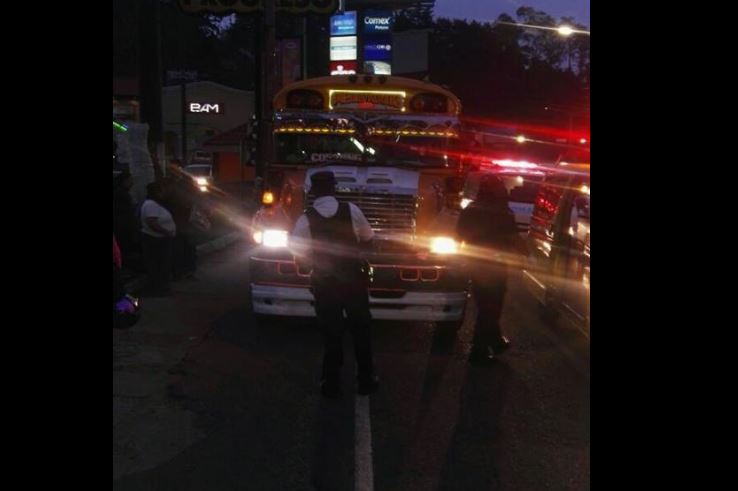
[491,159,539,169]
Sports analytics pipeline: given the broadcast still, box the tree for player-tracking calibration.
[394,0,435,30]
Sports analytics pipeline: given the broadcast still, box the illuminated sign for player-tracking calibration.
[329,90,406,111]
[330,61,358,75]
[364,61,391,75]
[178,0,338,14]
[330,11,357,36]
[364,38,392,61]
[363,10,393,33]
[330,36,357,61]
[188,103,223,114]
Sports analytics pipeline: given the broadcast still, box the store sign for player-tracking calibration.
[178,0,338,14]
[189,103,223,114]
[330,11,357,36]
[330,36,357,61]
[329,90,405,111]
[363,10,393,33]
[363,38,392,61]
[330,61,358,75]
[364,61,391,75]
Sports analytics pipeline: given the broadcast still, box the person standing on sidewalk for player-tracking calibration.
[140,181,176,296]
[291,171,378,399]
[165,174,197,280]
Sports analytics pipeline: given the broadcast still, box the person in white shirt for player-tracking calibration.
[140,181,176,296]
[291,171,378,399]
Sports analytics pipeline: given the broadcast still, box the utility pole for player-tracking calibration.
[138,0,163,178]
[256,0,276,179]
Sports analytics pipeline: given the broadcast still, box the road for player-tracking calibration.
[114,241,589,491]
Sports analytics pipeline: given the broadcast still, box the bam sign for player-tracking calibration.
[178,0,337,14]
[189,103,223,114]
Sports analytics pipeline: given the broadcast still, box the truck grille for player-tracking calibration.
[307,192,417,236]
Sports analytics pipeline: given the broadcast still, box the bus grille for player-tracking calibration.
[307,192,418,236]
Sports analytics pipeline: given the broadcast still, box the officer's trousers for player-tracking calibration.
[312,279,374,389]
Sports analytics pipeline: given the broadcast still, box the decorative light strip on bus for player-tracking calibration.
[369,129,458,138]
[274,127,357,134]
[274,127,457,138]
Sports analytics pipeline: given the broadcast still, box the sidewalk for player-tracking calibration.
[114,237,248,481]
[124,230,242,293]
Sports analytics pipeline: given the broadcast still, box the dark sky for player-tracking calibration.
[434,0,590,27]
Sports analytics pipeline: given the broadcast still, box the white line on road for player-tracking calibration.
[355,394,374,491]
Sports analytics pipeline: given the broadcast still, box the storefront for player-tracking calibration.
[161,81,255,163]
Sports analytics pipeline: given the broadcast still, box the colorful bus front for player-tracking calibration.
[249,74,469,322]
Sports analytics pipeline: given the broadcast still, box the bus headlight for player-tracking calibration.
[254,229,289,248]
[430,237,458,254]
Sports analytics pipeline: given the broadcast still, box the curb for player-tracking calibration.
[125,231,242,292]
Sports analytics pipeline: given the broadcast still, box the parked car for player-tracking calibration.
[522,161,590,337]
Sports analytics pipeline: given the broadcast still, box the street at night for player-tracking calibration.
[114,1,589,489]
[114,241,589,490]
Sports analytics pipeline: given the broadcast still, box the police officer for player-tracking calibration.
[291,171,379,399]
[457,174,524,364]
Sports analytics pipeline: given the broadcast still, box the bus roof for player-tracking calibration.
[273,74,462,116]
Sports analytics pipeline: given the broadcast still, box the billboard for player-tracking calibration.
[364,61,391,75]
[330,11,357,36]
[178,0,338,14]
[330,61,358,75]
[363,10,393,34]
[330,36,357,61]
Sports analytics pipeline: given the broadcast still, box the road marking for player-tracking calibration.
[355,394,374,491]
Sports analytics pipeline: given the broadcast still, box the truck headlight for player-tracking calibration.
[196,177,208,186]
[254,229,288,248]
[430,236,458,254]
[460,198,473,209]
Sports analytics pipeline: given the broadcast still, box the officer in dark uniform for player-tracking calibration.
[457,174,524,364]
[291,171,379,399]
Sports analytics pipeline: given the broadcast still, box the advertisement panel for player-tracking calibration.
[330,11,357,36]
[364,61,391,75]
[363,10,393,34]
[330,61,358,75]
[363,36,392,61]
[330,36,358,61]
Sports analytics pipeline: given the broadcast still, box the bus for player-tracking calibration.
[249,74,469,323]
